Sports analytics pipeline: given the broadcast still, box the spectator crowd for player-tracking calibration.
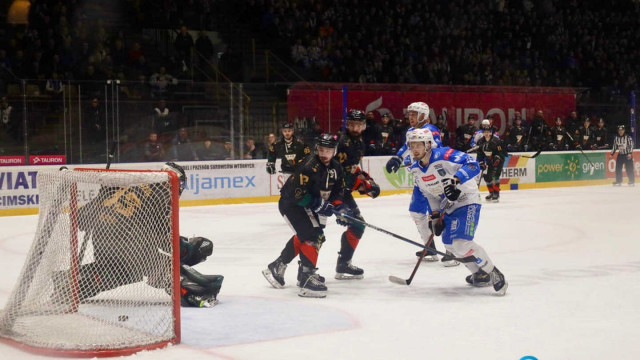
[0,0,638,163]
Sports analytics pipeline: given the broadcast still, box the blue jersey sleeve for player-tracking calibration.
[446,150,481,183]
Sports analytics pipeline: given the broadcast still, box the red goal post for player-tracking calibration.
[0,168,181,357]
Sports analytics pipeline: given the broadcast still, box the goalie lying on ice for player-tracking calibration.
[51,162,223,308]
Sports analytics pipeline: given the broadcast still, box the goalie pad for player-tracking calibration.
[180,236,213,266]
[180,264,224,308]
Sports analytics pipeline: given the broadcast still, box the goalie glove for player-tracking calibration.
[443,177,461,201]
[180,236,213,266]
[266,162,276,174]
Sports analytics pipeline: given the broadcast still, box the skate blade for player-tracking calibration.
[334,273,364,280]
[442,260,460,267]
[422,256,439,262]
[298,289,327,298]
[494,281,508,296]
[261,269,285,289]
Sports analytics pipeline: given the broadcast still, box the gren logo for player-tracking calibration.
[383,167,413,188]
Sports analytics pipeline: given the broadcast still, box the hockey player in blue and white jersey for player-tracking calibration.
[406,128,508,295]
[385,102,442,173]
[470,118,500,149]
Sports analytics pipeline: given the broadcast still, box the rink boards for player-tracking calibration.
[0,150,638,216]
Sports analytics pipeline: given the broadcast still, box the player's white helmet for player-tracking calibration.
[407,128,437,150]
[407,102,430,124]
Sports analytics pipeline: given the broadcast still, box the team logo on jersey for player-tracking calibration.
[434,164,447,177]
[421,174,436,182]
[285,154,296,162]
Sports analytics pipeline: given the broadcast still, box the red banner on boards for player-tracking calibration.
[29,155,66,165]
[0,156,25,166]
[288,83,577,135]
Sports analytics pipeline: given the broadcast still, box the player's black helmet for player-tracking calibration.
[281,122,294,129]
[162,162,186,195]
[346,109,366,122]
[316,133,339,148]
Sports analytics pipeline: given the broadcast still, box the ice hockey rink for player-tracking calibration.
[1,184,639,360]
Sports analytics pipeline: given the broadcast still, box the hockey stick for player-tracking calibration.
[78,141,118,264]
[522,148,543,158]
[388,234,434,285]
[332,211,477,263]
[565,132,597,169]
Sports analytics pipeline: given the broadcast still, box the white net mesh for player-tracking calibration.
[0,169,180,354]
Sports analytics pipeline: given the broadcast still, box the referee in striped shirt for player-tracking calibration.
[611,125,635,186]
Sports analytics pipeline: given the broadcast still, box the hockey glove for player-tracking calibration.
[492,156,502,167]
[443,178,461,201]
[479,161,487,171]
[361,179,381,199]
[385,156,403,173]
[354,173,381,199]
[266,162,276,174]
[332,201,353,227]
[311,197,334,217]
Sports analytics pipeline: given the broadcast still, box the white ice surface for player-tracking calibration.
[1,185,640,360]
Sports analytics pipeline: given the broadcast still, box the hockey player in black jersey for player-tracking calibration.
[477,125,508,202]
[262,133,352,298]
[504,114,528,152]
[52,162,223,308]
[266,122,311,175]
[333,109,381,280]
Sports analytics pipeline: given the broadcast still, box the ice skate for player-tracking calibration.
[491,192,500,202]
[298,266,327,298]
[415,250,439,262]
[465,269,491,287]
[489,267,508,296]
[335,259,364,279]
[613,181,622,186]
[296,263,325,286]
[262,257,287,289]
[441,251,460,267]
[485,192,494,201]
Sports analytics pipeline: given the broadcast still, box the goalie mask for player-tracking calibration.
[162,162,186,195]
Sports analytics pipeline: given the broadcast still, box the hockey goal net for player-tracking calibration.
[0,168,181,357]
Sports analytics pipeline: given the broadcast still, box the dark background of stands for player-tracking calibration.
[0,0,638,164]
